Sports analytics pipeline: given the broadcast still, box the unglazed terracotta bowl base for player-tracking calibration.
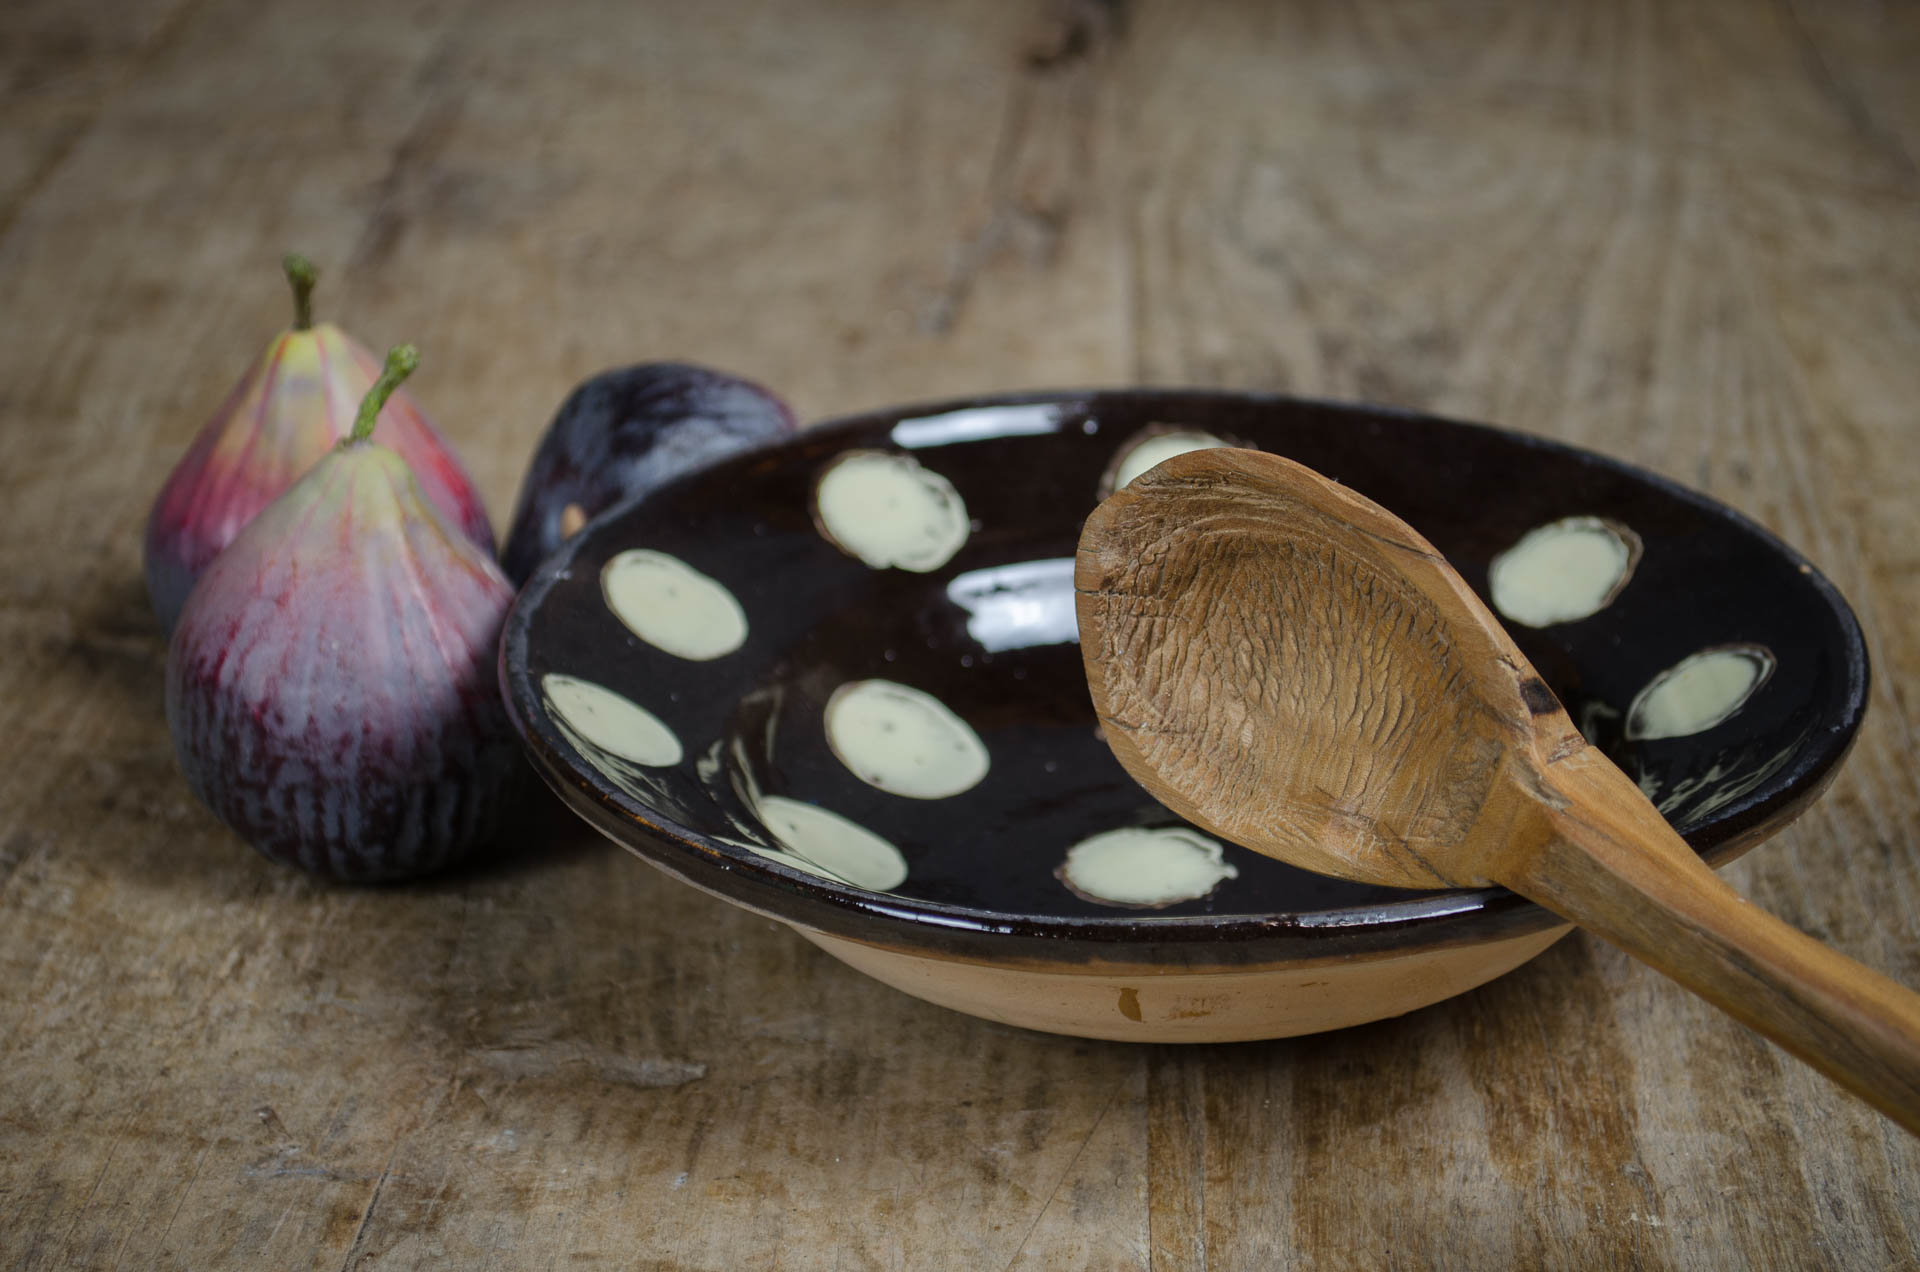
[801,924,1575,1044]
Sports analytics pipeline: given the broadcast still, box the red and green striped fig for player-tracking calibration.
[144,254,493,633]
[166,346,526,882]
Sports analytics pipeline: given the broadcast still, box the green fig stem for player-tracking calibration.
[283,253,319,330]
[346,345,421,446]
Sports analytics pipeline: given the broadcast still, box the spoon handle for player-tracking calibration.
[1503,748,1920,1134]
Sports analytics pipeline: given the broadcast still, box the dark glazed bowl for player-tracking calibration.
[501,391,1869,1041]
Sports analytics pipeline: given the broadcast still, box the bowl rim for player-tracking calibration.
[500,387,1871,969]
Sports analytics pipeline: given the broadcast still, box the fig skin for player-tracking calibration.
[166,349,525,882]
[145,257,494,633]
[500,362,797,584]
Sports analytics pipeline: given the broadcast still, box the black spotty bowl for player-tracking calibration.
[500,391,1868,1043]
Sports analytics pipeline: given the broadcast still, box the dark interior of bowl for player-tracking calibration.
[502,391,1867,962]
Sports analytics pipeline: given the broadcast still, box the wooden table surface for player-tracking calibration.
[4,0,1918,1267]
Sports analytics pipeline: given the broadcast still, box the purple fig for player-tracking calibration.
[500,362,797,584]
[166,345,526,882]
[145,254,495,633]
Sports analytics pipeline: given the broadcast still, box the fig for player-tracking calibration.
[166,345,526,882]
[500,362,797,584]
[144,254,494,633]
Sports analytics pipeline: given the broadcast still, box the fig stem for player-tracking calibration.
[347,345,421,446]
[283,253,319,330]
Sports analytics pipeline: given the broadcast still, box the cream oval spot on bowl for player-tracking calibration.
[1106,427,1235,495]
[1057,827,1239,909]
[756,795,910,892]
[824,679,990,799]
[542,673,683,767]
[601,549,748,660]
[1626,645,1776,741]
[813,450,969,573]
[1488,516,1642,627]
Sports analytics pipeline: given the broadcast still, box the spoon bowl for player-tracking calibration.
[1078,447,1585,892]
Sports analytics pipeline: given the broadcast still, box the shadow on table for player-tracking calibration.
[401,781,611,891]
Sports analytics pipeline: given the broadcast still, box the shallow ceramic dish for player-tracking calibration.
[500,390,1868,1043]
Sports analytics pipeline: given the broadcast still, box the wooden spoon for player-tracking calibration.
[1076,446,1920,1132]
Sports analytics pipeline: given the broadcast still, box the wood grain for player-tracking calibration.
[1074,446,1575,891]
[1522,747,1920,1136]
[2,0,1918,1267]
